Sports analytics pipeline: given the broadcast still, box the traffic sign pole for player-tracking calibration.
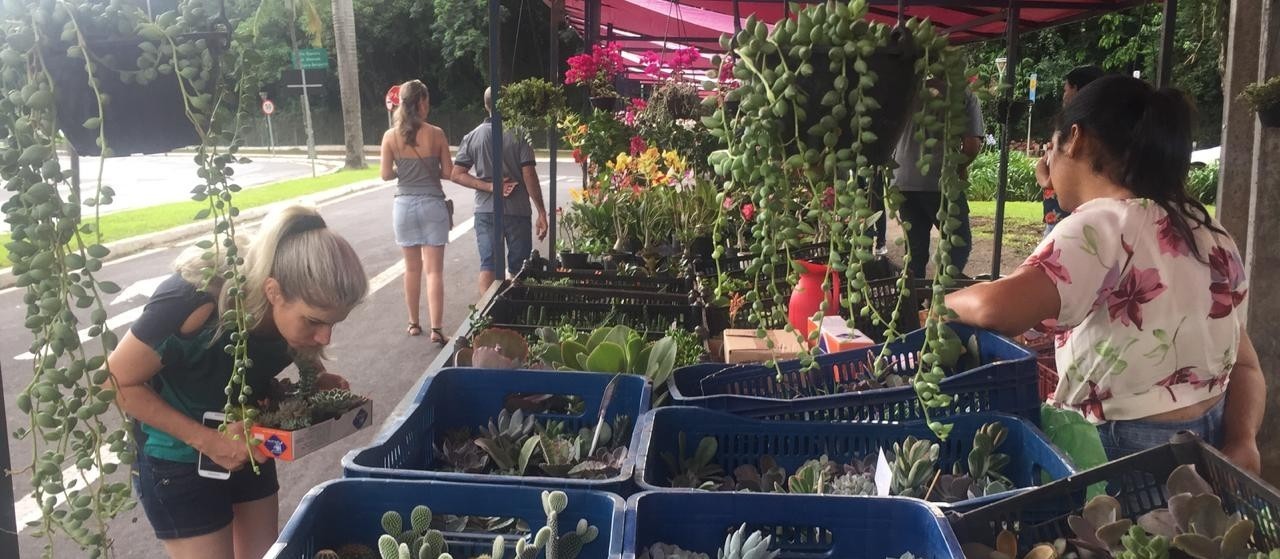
[262,99,277,155]
[1027,73,1037,155]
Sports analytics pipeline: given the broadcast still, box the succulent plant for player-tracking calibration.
[663,434,726,489]
[475,409,538,474]
[437,428,491,473]
[829,472,877,496]
[717,524,780,559]
[1117,525,1170,559]
[890,436,940,498]
[315,550,340,559]
[567,446,628,479]
[784,458,829,494]
[721,457,786,493]
[968,422,1012,485]
[1137,465,1258,559]
[309,388,367,417]
[258,398,314,430]
[473,328,532,364]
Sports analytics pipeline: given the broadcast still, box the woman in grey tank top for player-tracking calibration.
[380,80,458,345]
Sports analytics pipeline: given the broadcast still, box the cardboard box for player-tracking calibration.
[813,316,876,354]
[252,399,373,461]
[722,329,807,364]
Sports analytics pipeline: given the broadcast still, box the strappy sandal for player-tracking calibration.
[429,327,448,346]
[407,322,423,336]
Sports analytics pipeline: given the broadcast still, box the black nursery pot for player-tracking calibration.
[785,25,922,166]
[589,96,621,111]
[558,251,590,269]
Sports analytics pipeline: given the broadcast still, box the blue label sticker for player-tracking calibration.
[353,408,369,429]
[264,435,287,457]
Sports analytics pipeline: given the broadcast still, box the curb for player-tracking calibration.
[0,177,390,291]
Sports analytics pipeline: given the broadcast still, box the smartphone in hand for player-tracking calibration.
[197,411,232,480]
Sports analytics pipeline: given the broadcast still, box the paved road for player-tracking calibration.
[1,160,581,558]
[0,154,338,233]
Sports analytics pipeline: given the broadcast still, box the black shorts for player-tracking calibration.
[132,453,279,540]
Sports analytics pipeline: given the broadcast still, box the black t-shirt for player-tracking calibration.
[130,273,294,462]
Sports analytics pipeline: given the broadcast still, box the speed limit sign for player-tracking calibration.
[261,99,275,115]
[385,85,400,111]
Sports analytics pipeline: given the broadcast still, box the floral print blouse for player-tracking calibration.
[1024,198,1248,423]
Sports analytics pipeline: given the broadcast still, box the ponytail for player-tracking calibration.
[1055,76,1223,262]
[395,80,430,147]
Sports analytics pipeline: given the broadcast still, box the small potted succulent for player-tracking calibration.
[1242,75,1280,128]
[556,207,590,269]
[565,42,625,111]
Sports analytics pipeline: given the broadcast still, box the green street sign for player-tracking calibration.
[292,48,329,70]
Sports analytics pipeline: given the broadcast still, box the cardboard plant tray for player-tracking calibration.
[252,399,373,461]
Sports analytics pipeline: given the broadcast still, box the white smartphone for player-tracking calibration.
[197,411,232,480]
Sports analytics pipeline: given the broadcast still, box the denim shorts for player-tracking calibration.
[132,453,278,540]
[1098,398,1225,460]
[475,212,532,275]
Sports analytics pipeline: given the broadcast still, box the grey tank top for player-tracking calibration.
[395,155,446,197]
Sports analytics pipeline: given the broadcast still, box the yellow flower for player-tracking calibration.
[569,188,585,203]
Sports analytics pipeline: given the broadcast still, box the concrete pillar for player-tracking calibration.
[1249,0,1280,488]
[1217,0,1262,251]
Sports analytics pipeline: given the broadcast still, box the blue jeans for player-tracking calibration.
[1098,398,1225,460]
[475,212,532,276]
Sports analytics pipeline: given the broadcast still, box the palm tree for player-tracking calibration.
[330,0,365,169]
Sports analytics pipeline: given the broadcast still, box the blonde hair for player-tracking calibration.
[175,205,368,353]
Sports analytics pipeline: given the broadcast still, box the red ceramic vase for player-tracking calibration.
[788,259,841,337]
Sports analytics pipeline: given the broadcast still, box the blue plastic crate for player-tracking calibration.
[266,479,625,559]
[671,324,1040,424]
[342,368,652,493]
[633,407,1075,510]
[950,432,1280,557]
[624,491,964,559]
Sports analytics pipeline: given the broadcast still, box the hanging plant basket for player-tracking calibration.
[1258,104,1280,128]
[590,95,622,111]
[784,25,922,165]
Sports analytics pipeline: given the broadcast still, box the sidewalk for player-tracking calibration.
[222,145,579,162]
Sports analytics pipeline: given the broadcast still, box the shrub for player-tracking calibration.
[966,150,1041,202]
[1186,161,1219,205]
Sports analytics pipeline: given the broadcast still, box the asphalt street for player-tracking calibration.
[0,159,581,558]
[0,154,338,233]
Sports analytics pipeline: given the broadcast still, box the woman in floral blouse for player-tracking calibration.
[945,76,1264,473]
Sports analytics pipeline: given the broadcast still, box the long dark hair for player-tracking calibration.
[1055,75,1223,261]
[395,80,429,147]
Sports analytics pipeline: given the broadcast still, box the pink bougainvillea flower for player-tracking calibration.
[1208,245,1247,319]
[1025,240,1071,285]
[1106,267,1167,329]
[629,136,647,156]
[741,203,756,222]
[723,196,734,211]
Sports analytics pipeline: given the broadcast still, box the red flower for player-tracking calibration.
[1208,245,1247,319]
[629,135,647,156]
[723,196,734,211]
[1106,267,1167,329]
[1156,215,1191,257]
[1025,240,1072,285]
[571,148,584,164]
[741,203,756,222]
[823,186,836,209]
[1043,187,1055,200]
[1155,367,1198,401]
[1044,212,1059,225]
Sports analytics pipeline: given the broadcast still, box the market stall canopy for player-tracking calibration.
[557,0,1155,51]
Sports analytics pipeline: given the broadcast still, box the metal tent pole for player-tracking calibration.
[549,0,563,265]
[991,1,1020,279]
[489,0,506,277]
[1157,0,1178,87]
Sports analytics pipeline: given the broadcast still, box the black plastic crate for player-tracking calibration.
[484,283,705,336]
[515,262,695,295]
[949,432,1280,556]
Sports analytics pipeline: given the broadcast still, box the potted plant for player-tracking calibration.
[1242,75,1280,127]
[706,2,978,440]
[556,207,590,268]
[565,42,625,111]
[497,77,567,141]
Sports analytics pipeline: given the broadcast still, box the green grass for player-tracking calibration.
[1,168,380,268]
[968,200,1045,223]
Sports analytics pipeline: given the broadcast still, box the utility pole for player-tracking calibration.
[289,0,318,177]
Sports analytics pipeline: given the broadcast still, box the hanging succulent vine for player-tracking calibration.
[2,0,267,555]
[705,0,973,439]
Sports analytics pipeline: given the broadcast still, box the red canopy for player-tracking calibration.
[555,0,1153,67]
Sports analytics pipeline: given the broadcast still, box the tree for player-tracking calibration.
[332,0,366,168]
